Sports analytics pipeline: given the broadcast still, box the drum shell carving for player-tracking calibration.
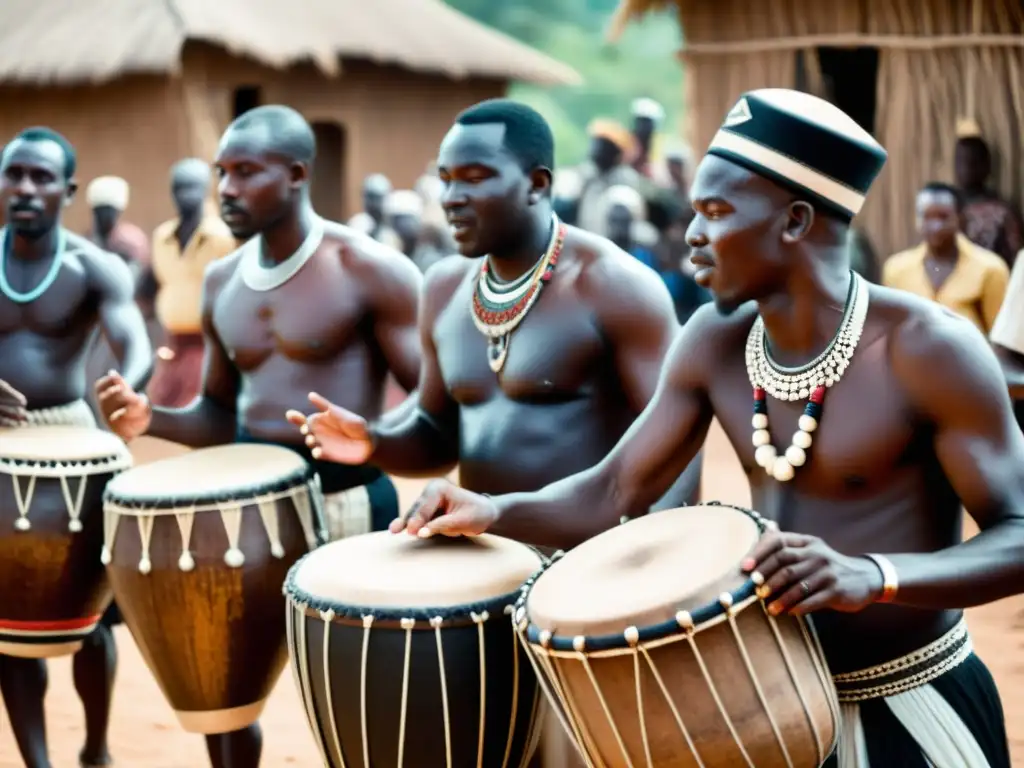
[104,447,324,735]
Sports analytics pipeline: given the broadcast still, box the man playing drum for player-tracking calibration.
[291,98,700,509]
[291,98,700,766]
[392,91,1021,768]
[95,105,422,766]
[0,127,153,767]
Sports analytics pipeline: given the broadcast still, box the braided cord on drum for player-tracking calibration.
[579,651,634,767]
[724,600,795,768]
[58,474,88,533]
[679,614,756,768]
[289,603,332,766]
[472,612,488,768]
[397,618,415,768]
[360,616,374,768]
[10,473,37,531]
[761,605,825,764]
[631,645,653,767]
[527,643,596,766]
[321,612,344,766]
[800,619,842,756]
[431,616,453,768]
[500,605,519,768]
[637,646,706,767]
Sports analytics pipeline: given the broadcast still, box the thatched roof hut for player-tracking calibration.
[610,0,1024,259]
[0,0,580,233]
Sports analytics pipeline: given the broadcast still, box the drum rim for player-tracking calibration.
[516,501,769,653]
[283,552,543,627]
[102,462,314,508]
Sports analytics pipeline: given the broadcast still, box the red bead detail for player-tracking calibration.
[753,387,766,401]
[809,385,826,405]
[471,224,566,330]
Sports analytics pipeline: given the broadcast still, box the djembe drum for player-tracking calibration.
[285,532,545,768]
[517,502,840,768]
[0,425,131,657]
[102,443,326,734]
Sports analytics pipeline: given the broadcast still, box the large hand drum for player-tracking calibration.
[285,532,546,768]
[102,443,326,733]
[517,503,840,768]
[0,426,131,657]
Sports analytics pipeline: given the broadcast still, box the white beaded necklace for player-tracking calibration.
[241,216,326,292]
[745,272,869,482]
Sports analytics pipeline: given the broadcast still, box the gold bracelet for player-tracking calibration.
[864,553,899,604]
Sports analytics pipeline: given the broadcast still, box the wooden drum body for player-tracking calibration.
[102,443,327,734]
[517,503,841,768]
[0,426,131,657]
[285,532,546,768]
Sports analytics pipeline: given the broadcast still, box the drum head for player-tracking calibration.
[0,426,128,462]
[105,443,308,504]
[293,532,543,611]
[527,505,760,638]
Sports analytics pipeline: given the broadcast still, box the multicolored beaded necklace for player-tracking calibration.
[745,271,869,482]
[471,215,565,373]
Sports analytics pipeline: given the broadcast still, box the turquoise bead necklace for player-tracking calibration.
[0,225,67,304]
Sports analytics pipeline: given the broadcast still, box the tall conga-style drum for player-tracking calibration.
[102,443,326,734]
[0,426,131,657]
[517,503,841,768]
[285,532,545,768]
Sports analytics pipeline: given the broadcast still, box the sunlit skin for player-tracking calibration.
[295,119,701,524]
[393,153,1024,676]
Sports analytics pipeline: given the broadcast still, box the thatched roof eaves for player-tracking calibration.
[0,0,581,87]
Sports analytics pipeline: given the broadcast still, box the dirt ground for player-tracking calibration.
[1,420,1021,766]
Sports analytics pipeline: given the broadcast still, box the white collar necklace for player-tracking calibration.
[241,216,326,292]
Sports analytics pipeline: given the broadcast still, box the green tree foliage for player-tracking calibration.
[447,0,685,167]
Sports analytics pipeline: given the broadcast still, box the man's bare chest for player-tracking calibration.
[434,288,605,405]
[711,356,915,494]
[212,270,367,367]
[0,267,94,337]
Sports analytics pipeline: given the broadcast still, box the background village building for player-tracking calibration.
[610,0,1024,259]
[0,0,579,233]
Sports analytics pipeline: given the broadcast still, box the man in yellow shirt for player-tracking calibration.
[883,181,1008,334]
[147,158,237,407]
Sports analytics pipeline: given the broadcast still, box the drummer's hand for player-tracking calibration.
[391,478,500,538]
[742,531,884,616]
[95,369,151,440]
[285,392,374,464]
[0,379,28,425]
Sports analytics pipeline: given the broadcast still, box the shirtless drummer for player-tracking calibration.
[0,127,153,767]
[291,98,700,524]
[395,91,1020,767]
[95,105,422,767]
[292,100,700,767]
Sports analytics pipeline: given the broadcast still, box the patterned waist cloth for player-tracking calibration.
[832,618,972,703]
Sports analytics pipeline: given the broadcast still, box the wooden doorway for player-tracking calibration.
[816,47,880,135]
[310,121,347,221]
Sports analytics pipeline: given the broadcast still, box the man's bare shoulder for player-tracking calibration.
[67,232,133,290]
[567,226,670,304]
[324,220,420,288]
[874,283,1001,392]
[422,251,475,311]
[201,248,244,296]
